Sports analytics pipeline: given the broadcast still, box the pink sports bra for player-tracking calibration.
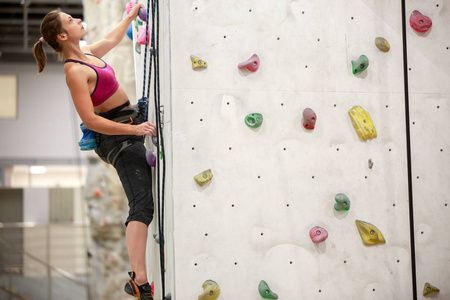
[65,54,120,107]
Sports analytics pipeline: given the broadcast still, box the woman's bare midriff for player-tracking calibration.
[94,86,131,113]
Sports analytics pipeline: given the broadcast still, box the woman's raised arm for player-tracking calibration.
[84,4,143,58]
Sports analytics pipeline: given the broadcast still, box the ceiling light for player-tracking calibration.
[29,166,47,174]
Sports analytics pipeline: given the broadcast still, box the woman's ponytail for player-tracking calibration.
[33,38,47,73]
[34,9,65,73]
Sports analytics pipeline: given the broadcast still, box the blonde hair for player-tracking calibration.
[33,9,66,73]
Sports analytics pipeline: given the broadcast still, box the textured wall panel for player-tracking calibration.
[168,0,414,299]
[406,1,450,299]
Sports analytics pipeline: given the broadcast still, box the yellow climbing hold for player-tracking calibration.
[375,37,390,52]
[194,169,213,186]
[423,282,439,296]
[348,105,377,141]
[198,280,220,300]
[355,220,386,246]
[191,55,208,69]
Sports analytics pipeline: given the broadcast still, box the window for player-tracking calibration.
[0,75,17,118]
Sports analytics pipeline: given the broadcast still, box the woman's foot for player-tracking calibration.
[124,271,154,300]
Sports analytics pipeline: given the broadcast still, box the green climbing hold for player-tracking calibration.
[352,55,369,74]
[423,282,439,296]
[258,280,278,299]
[245,113,263,128]
[135,42,141,54]
[334,193,350,211]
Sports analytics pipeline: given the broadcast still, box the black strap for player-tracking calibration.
[98,101,131,120]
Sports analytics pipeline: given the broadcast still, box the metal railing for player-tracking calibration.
[0,222,91,300]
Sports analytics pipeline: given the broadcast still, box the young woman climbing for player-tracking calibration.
[33,6,155,300]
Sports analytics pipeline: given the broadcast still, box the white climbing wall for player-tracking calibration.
[406,0,450,299]
[167,0,414,299]
[131,0,450,299]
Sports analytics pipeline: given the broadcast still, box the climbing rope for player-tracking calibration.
[140,0,166,298]
[153,0,168,297]
[141,0,151,101]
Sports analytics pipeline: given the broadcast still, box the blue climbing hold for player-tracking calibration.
[127,23,133,40]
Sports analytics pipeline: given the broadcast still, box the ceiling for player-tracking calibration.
[0,0,83,63]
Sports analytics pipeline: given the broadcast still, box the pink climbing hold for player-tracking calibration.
[238,54,260,72]
[126,1,147,21]
[302,108,317,130]
[126,1,135,14]
[309,226,328,243]
[137,26,150,45]
[409,10,432,33]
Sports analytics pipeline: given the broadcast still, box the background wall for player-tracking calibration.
[163,0,449,299]
[0,63,79,162]
[0,0,136,163]
[0,1,137,298]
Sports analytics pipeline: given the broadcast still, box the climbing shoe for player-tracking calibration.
[124,271,154,300]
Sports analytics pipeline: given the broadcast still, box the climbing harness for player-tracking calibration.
[95,103,144,168]
[98,100,139,123]
[77,101,140,151]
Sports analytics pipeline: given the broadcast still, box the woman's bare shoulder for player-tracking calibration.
[64,61,86,75]
[64,63,90,88]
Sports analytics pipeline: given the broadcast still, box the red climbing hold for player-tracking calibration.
[238,54,260,72]
[302,108,317,130]
[309,226,328,243]
[409,10,432,33]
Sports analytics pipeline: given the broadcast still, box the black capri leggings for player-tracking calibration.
[94,104,154,227]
